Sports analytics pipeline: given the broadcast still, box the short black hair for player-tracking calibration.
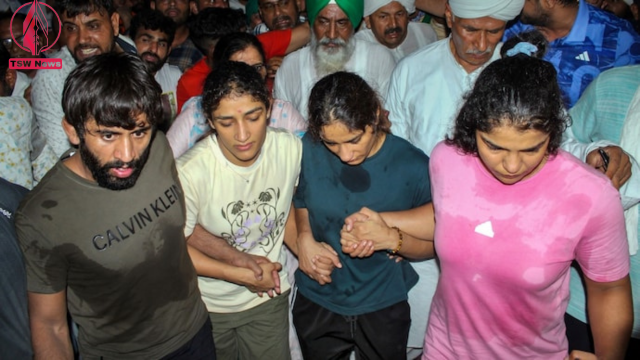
[307,72,390,142]
[201,61,270,121]
[212,32,265,68]
[129,9,176,46]
[62,52,163,135]
[188,8,246,54]
[56,0,115,18]
[0,45,10,93]
[448,30,570,156]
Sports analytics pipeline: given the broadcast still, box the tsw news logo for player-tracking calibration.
[8,0,62,70]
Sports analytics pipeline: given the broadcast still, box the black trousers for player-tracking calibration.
[292,292,410,360]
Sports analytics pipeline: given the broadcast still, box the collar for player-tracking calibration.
[561,0,590,43]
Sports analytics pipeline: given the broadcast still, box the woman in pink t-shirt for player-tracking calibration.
[341,32,632,359]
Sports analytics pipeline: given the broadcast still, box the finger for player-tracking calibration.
[257,291,264,297]
[319,243,342,268]
[267,289,275,298]
[272,269,281,293]
[246,258,264,280]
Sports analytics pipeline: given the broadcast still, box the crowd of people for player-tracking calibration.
[1,0,640,359]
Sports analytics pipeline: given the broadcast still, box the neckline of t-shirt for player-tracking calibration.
[209,133,265,175]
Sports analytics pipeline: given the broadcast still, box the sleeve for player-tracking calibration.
[258,29,292,60]
[273,58,291,103]
[385,63,410,141]
[30,71,69,157]
[176,75,190,115]
[15,212,68,293]
[167,99,200,158]
[374,48,397,101]
[272,99,307,137]
[413,152,432,206]
[575,184,630,282]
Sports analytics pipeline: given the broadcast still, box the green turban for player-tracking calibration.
[306,0,364,30]
[245,0,259,23]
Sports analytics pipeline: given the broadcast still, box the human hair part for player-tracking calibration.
[212,32,265,68]
[188,8,246,54]
[201,61,270,121]
[448,30,570,155]
[62,52,163,136]
[129,9,176,46]
[307,72,390,142]
[56,0,115,18]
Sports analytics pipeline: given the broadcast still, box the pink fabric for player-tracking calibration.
[424,142,629,359]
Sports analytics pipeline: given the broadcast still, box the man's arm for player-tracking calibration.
[286,22,311,54]
[582,275,632,360]
[295,207,341,285]
[28,291,73,360]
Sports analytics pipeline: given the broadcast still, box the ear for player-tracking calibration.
[110,11,121,37]
[190,1,199,15]
[5,68,17,90]
[62,117,81,146]
[364,16,372,29]
[444,3,454,28]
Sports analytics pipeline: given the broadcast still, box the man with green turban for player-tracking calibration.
[274,0,396,120]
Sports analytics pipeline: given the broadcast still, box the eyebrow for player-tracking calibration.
[213,106,263,121]
[481,135,548,152]
[139,33,169,42]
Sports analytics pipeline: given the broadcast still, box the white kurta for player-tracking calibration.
[385,37,502,351]
[274,38,397,120]
[354,22,438,62]
[386,37,502,156]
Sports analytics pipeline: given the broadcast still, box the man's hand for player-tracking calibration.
[297,232,341,285]
[586,146,631,189]
[565,350,597,360]
[229,252,272,281]
[241,262,283,297]
[267,56,283,80]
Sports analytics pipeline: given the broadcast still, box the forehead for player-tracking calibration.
[318,4,349,20]
[86,113,150,129]
[451,15,506,31]
[214,94,266,115]
[230,46,263,62]
[134,27,169,40]
[321,121,363,140]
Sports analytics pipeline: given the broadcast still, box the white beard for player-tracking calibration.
[312,35,356,78]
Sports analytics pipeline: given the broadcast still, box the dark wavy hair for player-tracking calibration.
[62,53,163,136]
[447,30,570,156]
[307,72,390,141]
[56,0,115,18]
[201,61,270,121]
[212,32,266,69]
[129,9,176,46]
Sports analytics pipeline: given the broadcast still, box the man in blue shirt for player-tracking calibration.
[504,0,640,108]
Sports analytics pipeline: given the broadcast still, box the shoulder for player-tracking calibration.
[554,150,614,191]
[407,22,437,39]
[267,127,302,152]
[280,47,309,69]
[354,28,375,42]
[161,63,183,78]
[176,136,213,170]
[397,38,447,69]
[387,134,428,158]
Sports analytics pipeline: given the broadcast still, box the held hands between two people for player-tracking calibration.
[232,252,282,298]
[340,207,396,259]
[297,231,342,285]
[586,146,631,189]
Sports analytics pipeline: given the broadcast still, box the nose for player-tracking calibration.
[328,21,338,40]
[502,153,520,174]
[115,137,135,163]
[78,26,91,45]
[476,31,488,52]
[235,121,251,143]
[149,40,158,53]
[390,16,397,29]
[337,145,352,163]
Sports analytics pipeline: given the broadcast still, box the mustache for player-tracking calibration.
[384,27,402,36]
[141,51,161,63]
[466,47,493,55]
[318,37,347,47]
[273,15,292,24]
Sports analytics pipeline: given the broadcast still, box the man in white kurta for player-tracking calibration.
[355,0,437,61]
[274,0,396,120]
[384,1,524,357]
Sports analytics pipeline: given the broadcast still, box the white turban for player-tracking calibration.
[363,0,416,17]
[449,0,525,22]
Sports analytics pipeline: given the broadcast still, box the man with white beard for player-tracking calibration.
[274,0,396,120]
